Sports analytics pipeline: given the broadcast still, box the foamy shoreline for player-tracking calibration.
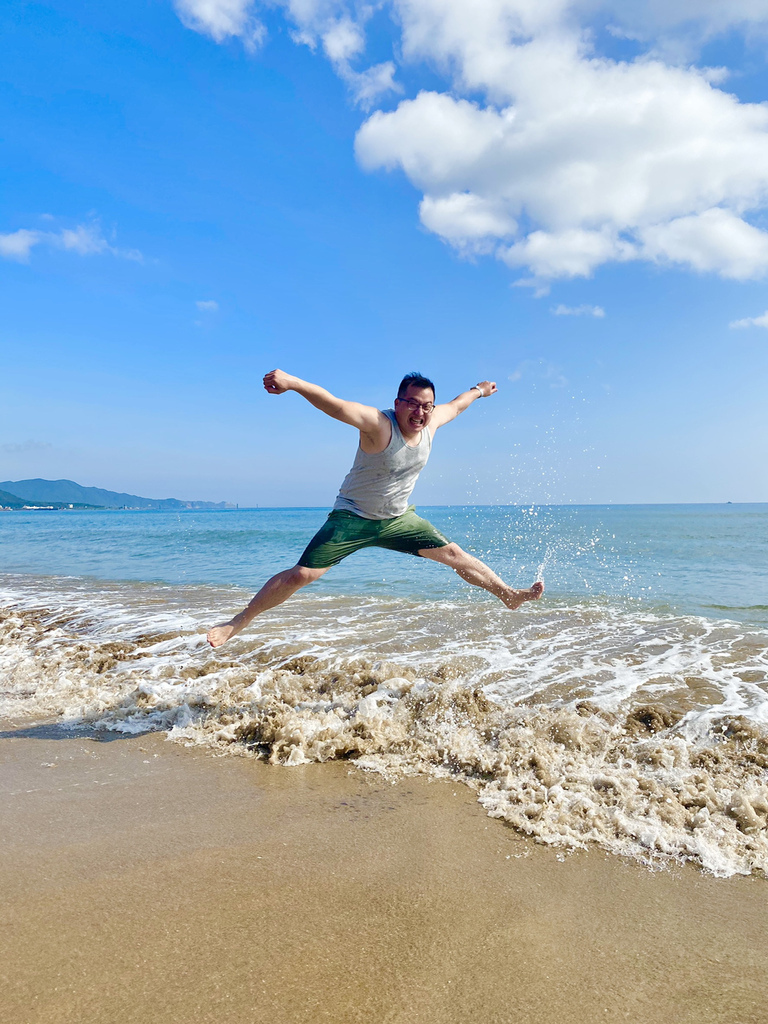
[3,577,768,877]
[2,724,766,1024]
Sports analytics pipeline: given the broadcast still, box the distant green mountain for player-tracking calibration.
[0,487,98,509]
[0,478,235,510]
[0,488,27,508]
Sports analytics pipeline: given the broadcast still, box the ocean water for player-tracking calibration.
[2,504,767,877]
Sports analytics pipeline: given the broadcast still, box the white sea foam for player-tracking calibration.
[2,573,767,877]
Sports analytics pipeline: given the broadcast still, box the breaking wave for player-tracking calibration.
[2,574,768,878]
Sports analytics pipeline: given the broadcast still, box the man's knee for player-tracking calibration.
[422,542,465,564]
[287,564,327,587]
[442,542,465,560]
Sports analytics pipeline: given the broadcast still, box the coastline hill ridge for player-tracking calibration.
[0,488,31,508]
[0,479,235,510]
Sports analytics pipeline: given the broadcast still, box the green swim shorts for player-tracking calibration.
[298,507,450,569]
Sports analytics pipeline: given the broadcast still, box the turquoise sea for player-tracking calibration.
[2,504,767,876]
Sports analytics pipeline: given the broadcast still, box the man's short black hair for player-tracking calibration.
[397,373,435,399]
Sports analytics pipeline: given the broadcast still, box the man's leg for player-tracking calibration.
[418,543,544,610]
[207,564,329,648]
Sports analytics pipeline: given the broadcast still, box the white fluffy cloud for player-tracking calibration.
[196,299,219,311]
[0,223,142,263]
[730,310,768,329]
[552,303,605,317]
[175,0,768,282]
[589,0,768,56]
[174,0,265,48]
[340,60,400,109]
[176,0,399,105]
[290,3,400,107]
[639,208,768,278]
[0,228,40,261]
[358,10,768,283]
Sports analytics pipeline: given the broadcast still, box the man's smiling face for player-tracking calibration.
[394,384,435,438]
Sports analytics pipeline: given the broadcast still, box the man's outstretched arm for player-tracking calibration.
[263,369,385,434]
[430,379,497,429]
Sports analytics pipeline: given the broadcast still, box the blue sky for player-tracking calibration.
[2,0,767,506]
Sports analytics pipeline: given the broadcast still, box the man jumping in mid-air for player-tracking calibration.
[207,370,543,647]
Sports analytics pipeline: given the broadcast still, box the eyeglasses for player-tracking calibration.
[397,398,434,413]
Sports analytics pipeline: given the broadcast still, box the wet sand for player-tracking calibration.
[1,723,766,1024]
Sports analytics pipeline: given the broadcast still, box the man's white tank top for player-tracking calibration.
[332,409,432,520]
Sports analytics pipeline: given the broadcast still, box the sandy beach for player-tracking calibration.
[1,723,766,1024]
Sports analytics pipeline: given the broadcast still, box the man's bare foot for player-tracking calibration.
[207,621,240,648]
[502,580,544,611]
